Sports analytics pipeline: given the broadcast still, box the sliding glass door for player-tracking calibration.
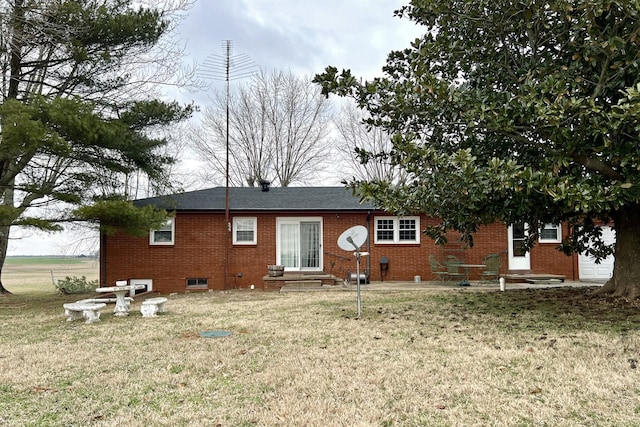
[277,218,322,271]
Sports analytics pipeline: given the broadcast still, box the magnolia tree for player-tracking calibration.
[315,0,640,298]
[0,0,195,294]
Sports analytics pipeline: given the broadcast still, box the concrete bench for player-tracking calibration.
[77,297,134,306]
[63,302,106,324]
[141,297,168,317]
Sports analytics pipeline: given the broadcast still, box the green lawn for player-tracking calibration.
[5,256,94,265]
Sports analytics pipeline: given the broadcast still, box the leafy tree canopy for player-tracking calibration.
[74,198,169,237]
[315,0,640,297]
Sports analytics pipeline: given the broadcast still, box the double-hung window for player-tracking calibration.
[233,217,257,245]
[374,216,420,244]
[539,223,561,243]
[150,218,175,245]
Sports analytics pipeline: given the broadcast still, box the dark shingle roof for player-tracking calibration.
[133,186,376,212]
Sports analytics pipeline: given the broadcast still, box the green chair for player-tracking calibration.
[444,256,467,284]
[480,254,502,284]
[429,255,449,284]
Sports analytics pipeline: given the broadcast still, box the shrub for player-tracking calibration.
[55,276,98,294]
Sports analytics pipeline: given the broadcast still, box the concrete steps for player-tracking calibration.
[505,273,566,284]
[280,280,328,292]
[263,273,341,292]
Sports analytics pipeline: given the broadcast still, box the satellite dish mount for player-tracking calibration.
[337,225,369,318]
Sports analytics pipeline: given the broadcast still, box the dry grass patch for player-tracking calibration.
[1,286,639,426]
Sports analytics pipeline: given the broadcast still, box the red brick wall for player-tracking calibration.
[102,211,577,293]
[530,223,576,279]
[103,212,228,293]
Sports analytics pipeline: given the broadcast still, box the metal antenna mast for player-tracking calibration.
[199,40,257,289]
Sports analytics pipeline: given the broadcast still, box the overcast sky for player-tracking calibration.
[177,0,420,88]
[11,0,423,256]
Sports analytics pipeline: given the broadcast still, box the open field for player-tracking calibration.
[1,276,640,426]
[2,256,98,289]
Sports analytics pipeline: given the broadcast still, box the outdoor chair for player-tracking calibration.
[429,255,449,284]
[444,256,467,284]
[480,254,502,284]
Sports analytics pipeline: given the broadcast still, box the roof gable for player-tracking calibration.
[133,187,376,212]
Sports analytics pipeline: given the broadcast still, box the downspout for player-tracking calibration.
[100,232,107,287]
[366,211,371,280]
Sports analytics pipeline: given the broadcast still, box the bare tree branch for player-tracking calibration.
[333,101,407,183]
[192,69,333,187]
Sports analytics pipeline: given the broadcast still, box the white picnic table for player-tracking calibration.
[95,283,145,316]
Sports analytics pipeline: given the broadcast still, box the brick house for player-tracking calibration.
[99,186,586,294]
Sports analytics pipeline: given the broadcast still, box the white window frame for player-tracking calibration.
[150,218,175,245]
[539,223,561,243]
[276,217,323,271]
[374,216,420,244]
[233,217,257,245]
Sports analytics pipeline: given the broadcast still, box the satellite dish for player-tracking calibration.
[337,225,369,319]
[338,225,368,251]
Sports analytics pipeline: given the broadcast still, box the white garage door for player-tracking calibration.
[579,226,615,280]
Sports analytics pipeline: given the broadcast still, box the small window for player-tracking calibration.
[186,278,208,288]
[233,217,257,245]
[375,216,420,244]
[539,223,561,243]
[150,218,174,245]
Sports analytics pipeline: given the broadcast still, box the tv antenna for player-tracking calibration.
[338,225,369,318]
[198,40,257,289]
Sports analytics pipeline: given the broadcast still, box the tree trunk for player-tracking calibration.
[598,204,640,300]
[0,224,12,295]
[0,279,11,295]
